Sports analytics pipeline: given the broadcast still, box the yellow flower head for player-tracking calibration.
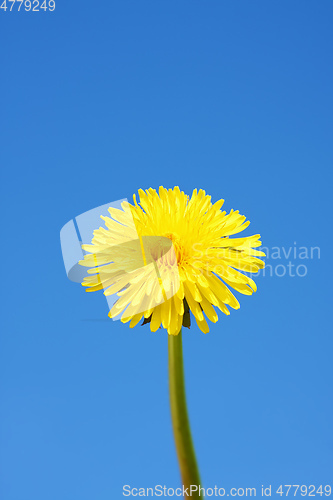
[79,187,265,335]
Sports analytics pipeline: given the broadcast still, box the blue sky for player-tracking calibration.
[1,1,332,499]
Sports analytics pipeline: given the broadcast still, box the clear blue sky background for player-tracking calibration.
[1,1,332,499]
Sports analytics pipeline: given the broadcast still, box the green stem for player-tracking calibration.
[168,328,204,499]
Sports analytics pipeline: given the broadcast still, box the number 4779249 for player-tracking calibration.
[276,485,331,496]
[0,0,56,11]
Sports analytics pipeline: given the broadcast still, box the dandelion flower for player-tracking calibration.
[75,186,266,496]
[79,187,265,335]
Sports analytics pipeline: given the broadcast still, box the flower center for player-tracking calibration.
[165,233,185,264]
